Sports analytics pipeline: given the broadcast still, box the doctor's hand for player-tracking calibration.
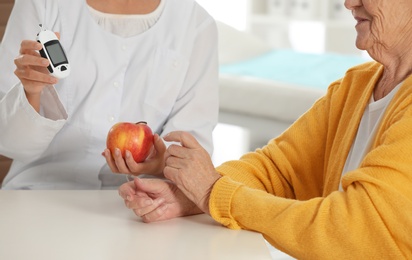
[118,177,202,223]
[103,134,167,177]
[14,34,60,112]
[163,131,221,215]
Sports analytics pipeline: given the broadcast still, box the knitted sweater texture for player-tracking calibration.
[210,62,412,259]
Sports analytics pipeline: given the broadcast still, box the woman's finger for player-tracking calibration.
[163,131,200,149]
[163,165,181,183]
[129,197,165,216]
[140,203,169,223]
[118,181,136,200]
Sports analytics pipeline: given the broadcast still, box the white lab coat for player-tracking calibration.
[0,0,219,189]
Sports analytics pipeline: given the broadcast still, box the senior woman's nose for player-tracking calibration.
[344,0,362,10]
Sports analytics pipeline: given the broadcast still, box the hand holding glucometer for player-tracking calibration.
[36,25,70,79]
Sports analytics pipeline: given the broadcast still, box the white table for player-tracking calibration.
[0,190,272,260]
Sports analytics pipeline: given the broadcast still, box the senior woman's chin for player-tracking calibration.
[354,35,371,53]
[354,43,367,52]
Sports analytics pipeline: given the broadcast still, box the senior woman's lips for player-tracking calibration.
[354,16,369,26]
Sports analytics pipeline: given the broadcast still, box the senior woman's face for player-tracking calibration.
[344,0,412,55]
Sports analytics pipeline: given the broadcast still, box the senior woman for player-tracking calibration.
[118,0,412,258]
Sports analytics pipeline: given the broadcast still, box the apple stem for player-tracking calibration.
[135,121,147,125]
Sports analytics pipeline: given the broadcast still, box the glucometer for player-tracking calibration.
[36,25,70,79]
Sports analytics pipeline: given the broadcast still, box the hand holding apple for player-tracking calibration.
[106,121,154,163]
[104,122,167,176]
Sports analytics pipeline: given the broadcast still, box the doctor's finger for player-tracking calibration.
[14,54,49,68]
[153,134,166,155]
[103,149,121,173]
[163,131,200,149]
[15,68,57,87]
[19,40,42,54]
[113,148,132,174]
[123,150,142,172]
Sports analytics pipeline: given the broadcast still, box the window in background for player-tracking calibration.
[289,21,325,54]
[196,0,247,31]
[197,0,325,53]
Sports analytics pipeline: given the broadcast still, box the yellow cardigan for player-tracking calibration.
[210,62,412,259]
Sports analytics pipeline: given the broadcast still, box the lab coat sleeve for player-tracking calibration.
[0,0,67,162]
[160,17,219,155]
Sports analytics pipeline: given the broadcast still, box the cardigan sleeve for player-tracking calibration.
[209,77,412,259]
[214,79,339,200]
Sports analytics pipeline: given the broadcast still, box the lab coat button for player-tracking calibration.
[108,115,115,122]
[121,45,127,51]
[173,61,179,68]
[113,82,119,88]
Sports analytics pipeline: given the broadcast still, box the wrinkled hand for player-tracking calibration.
[163,131,221,214]
[103,134,166,177]
[118,177,202,222]
[14,36,60,111]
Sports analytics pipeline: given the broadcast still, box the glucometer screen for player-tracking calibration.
[44,40,68,66]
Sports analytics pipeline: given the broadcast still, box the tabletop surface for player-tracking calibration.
[0,190,272,260]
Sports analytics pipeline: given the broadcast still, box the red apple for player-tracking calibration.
[106,121,154,163]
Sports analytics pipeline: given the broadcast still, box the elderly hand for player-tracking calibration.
[163,131,221,214]
[14,37,60,112]
[118,177,202,222]
[103,134,166,177]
